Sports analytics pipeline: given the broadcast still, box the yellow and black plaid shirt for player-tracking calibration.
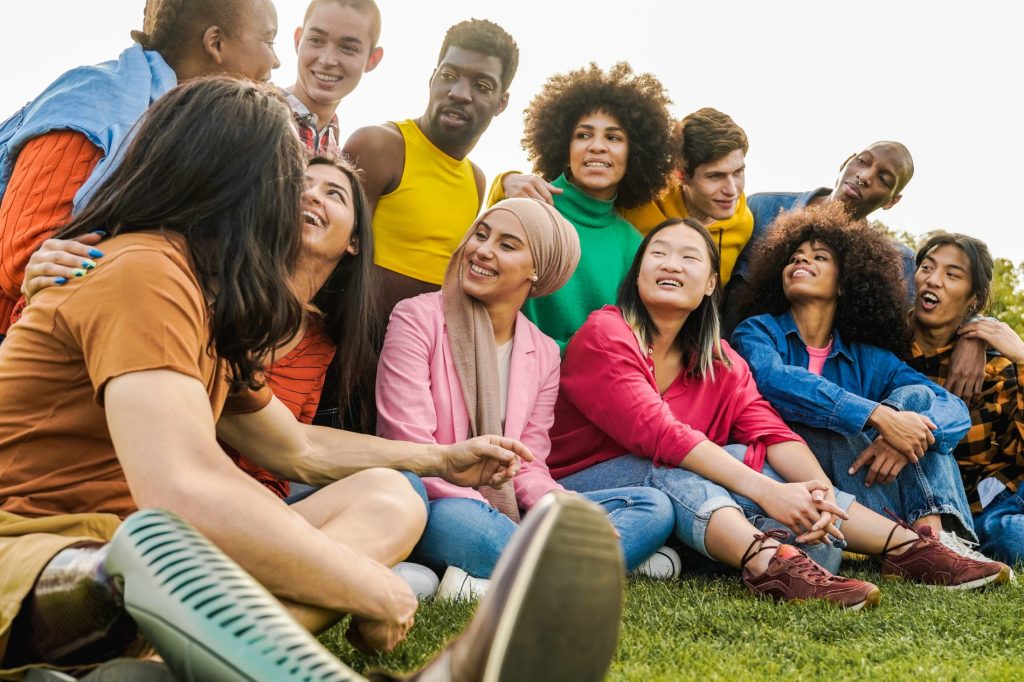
[908,342,1024,513]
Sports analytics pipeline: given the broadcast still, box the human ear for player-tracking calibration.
[202,25,226,64]
[365,46,384,73]
[495,90,510,116]
[881,193,902,211]
[704,272,718,297]
[347,236,360,256]
[293,26,303,54]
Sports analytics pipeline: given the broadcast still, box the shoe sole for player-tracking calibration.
[883,564,1013,591]
[483,495,624,682]
[104,509,361,682]
[846,587,881,611]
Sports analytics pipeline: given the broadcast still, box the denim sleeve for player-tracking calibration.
[880,356,971,454]
[731,317,879,436]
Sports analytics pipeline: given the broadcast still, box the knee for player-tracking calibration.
[885,384,934,413]
[353,468,428,530]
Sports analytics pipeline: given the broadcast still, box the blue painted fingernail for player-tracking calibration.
[72,269,87,278]
[88,248,104,258]
[82,259,96,269]
[55,277,67,285]
[92,230,107,237]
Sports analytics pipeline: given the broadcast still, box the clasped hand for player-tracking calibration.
[761,479,848,546]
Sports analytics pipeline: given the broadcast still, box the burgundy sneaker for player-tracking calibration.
[882,522,1011,590]
[741,531,881,611]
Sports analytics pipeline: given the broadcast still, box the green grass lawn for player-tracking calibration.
[320,561,1024,681]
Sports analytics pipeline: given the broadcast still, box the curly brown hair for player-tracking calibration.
[521,62,673,209]
[739,201,910,356]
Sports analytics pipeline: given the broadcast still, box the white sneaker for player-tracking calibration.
[633,545,681,580]
[392,561,440,599]
[435,565,491,601]
[939,530,1016,581]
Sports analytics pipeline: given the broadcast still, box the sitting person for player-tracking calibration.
[492,107,754,286]
[376,198,674,594]
[0,78,625,681]
[907,232,1024,565]
[731,202,1001,564]
[24,151,381,499]
[0,0,284,341]
[547,217,1010,609]
[493,62,674,351]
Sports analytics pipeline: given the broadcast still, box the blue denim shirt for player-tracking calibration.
[731,311,970,453]
[733,189,917,303]
[0,44,176,213]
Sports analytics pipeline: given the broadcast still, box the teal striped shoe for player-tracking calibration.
[104,509,363,682]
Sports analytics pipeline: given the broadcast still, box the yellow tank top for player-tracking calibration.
[372,119,480,285]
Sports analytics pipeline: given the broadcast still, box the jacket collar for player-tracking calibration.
[776,309,854,362]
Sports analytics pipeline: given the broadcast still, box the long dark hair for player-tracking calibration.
[739,202,910,356]
[307,154,381,431]
[617,218,730,379]
[57,76,306,389]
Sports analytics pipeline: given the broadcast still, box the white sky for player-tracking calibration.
[3,1,1022,262]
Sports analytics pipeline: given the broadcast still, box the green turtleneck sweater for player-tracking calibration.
[522,174,642,353]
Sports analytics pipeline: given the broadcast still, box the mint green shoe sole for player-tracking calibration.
[104,509,362,681]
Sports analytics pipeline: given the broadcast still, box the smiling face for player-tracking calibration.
[292,2,382,111]
[831,143,911,219]
[423,46,509,156]
[914,244,977,332]
[567,110,629,201]
[461,208,535,307]
[680,148,746,223]
[217,0,281,82]
[782,240,840,305]
[301,162,359,264]
[637,222,717,316]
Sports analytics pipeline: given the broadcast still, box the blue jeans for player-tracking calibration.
[411,487,673,578]
[974,488,1024,565]
[793,385,976,541]
[285,471,429,512]
[558,445,853,574]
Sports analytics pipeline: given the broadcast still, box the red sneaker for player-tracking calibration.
[741,531,881,611]
[882,522,1011,590]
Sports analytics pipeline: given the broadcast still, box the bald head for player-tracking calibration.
[831,141,914,219]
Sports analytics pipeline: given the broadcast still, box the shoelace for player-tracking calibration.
[938,530,990,561]
[880,508,964,561]
[740,529,789,569]
[741,530,835,584]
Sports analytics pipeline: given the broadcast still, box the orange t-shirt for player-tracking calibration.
[0,131,103,333]
[0,231,271,518]
[225,316,337,499]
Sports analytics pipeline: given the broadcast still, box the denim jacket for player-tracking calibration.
[733,189,917,303]
[731,311,970,454]
[0,45,176,213]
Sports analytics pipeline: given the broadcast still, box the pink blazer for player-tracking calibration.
[376,291,563,510]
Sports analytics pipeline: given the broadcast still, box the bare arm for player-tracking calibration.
[681,440,846,542]
[105,369,408,623]
[216,393,532,488]
[342,124,405,214]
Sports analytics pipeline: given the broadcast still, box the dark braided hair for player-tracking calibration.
[130,0,248,64]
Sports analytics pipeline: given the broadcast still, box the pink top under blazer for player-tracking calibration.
[376,291,563,510]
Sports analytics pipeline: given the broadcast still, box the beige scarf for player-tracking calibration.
[442,199,581,521]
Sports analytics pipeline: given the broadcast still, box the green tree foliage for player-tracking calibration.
[990,258,1024,335]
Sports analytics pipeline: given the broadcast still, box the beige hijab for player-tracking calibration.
[442,198,581,521]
